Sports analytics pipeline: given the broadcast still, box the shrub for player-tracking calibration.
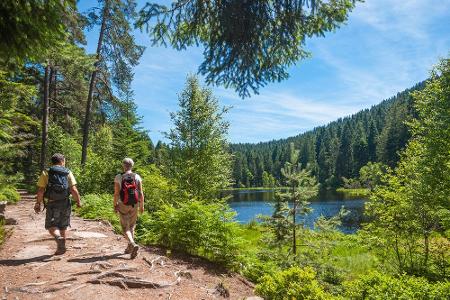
[77,194,121,232]
[344,272,450,299]
[133,164,176,212]
[0,173,22,203]
[0,187,20,204]
[255,266,335,300]
[137,201,241,264]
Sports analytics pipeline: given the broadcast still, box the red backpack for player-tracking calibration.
[120,173,139,206]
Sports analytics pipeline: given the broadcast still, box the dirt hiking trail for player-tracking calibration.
[0,191,258,300]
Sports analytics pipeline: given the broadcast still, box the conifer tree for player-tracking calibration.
[81,0,145,165]
[167,76,232,200]
[276,143,319,255]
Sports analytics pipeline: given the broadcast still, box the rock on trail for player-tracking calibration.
[0,191,256,299]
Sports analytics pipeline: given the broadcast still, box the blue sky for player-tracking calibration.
[79,0,450,143]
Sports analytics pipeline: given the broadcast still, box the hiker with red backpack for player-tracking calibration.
[114,158,144,259]
[34,153,81,255]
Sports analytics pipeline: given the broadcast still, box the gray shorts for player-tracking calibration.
[45,201,71,230]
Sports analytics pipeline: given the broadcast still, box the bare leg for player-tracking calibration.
[48,227,61,238]
[124,230,135,245]
[60,229,66,239]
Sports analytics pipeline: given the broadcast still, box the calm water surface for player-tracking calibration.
[224,189,366,234]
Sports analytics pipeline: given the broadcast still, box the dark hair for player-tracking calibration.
[51,153,65,164]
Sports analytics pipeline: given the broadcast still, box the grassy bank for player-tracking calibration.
[336,188,370,198]
[222,187,287,191]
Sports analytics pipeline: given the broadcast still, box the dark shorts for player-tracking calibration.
[45,201,71,230]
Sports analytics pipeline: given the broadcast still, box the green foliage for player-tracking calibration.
[0,172,23,204]
[77,194,121,232]
[262,171,277,188]
[0,187,20,204]
[344,272,450,300]
[0,70,38,175]
[365,58,450,280]
[358,162,388,190]
[0,0,78,67]
[133,164,176,212]
[261,193,292,247]
[262,144,319,254]
[336,188,370,198]
[137,201,241,264]
[255,266,335,300]
[86,0,145,97]
[138,0,359,97]
[314,207,350,232]
[166,76,232,200]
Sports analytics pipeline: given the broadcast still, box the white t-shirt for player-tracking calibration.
[115,172,143,195]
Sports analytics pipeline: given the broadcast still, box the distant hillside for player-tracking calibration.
[230,82,426,188]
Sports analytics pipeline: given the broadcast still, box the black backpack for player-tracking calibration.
[44,166,70,202]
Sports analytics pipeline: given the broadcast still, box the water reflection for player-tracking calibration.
[223,189,366,234]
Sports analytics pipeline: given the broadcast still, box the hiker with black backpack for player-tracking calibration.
[114,158,144,259]
[34,153,81,255]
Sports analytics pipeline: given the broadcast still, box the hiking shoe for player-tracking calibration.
[55,237,66,255]
[124,243,133,254]
[130,244,139,259]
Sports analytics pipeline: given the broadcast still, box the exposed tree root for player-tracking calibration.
[87,269,182,289]
[23,281,47,287]
[42,283,73,293]
[73,269,103,276]
[143,255,165,271]
[90,261,113,270]
[67,284,87,294]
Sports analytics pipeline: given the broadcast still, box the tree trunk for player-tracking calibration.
[81,1,109,166]
[39,62,51,171]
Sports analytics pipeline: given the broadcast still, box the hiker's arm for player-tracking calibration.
[139,181,144,214]
[35,187,45,213]
[114,181,120,212]
[70,185,81,207]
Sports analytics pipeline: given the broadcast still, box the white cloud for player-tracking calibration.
[131,0,450,143]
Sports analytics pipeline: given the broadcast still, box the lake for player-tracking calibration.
[224,189,366,234]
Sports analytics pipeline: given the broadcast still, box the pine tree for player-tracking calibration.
[276,143,319,255]
[81,0,145,165]
[167,76,232,200]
